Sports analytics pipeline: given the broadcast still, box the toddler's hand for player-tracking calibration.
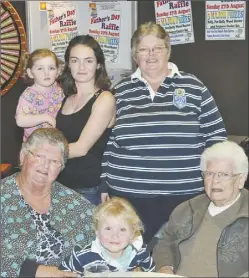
[45,115,56,128]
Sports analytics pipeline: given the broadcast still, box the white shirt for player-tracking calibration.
[208,193,241,216]
[131,62,181,100]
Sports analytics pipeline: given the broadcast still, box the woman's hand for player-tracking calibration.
[101,192,110,203]
[36,265,78,277]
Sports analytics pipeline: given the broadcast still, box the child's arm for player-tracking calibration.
[16,113,56,128]
[16,89,56,128]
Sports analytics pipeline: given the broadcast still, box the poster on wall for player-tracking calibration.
[205,1,246,40]
[107,68,132,88]
[154,0,194,45]
[88,1,121,64]
[46,1,78,60]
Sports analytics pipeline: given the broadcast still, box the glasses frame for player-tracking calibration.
[27,150,63,169]
[136,45,167,56]
[201,171,241,181]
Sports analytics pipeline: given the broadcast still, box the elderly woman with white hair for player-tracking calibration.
[1,128,95,278]
[153,140,248,277]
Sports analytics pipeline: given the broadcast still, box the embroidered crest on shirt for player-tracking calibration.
[173,88,186,109]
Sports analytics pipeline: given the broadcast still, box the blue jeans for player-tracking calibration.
[74,186,101,206]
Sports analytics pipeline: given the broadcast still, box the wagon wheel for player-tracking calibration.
[1,1,27,96]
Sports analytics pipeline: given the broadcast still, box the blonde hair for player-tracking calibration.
[21,128,69,169]
[131,21,171,59]
[21,48,60,84]
[94,197,144,239]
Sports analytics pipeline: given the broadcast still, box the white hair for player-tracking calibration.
[21,128,69,168]
[200,141,248,178]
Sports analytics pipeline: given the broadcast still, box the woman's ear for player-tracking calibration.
[20,150,25,166]
[133,55,138,65]
[97,64,100,69]
[238,173,247,189]
[27,68,34,79]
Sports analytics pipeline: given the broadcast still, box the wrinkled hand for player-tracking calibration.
[101,192,110,203]
[158,266,174,275]
[36,265,78,277]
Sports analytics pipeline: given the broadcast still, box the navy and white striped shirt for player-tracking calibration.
[59,236,155,274]
[100,63,227,197]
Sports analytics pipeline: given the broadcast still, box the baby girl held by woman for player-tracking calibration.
[16,48,64,142]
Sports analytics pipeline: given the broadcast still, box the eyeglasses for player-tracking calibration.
[136,46,167,56]
[28,150,63,169]
[201,171,241,181]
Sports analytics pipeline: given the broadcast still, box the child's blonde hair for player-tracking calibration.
[21,48,61,84]
[94,197,144,239]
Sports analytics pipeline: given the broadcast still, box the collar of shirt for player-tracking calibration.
[91,235,143,270]
[131,62,181,100]
[208,192,241,217]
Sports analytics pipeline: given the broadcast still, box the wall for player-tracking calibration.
[26,1,137,71]
[1,1,26,167]
[138,1,248,136]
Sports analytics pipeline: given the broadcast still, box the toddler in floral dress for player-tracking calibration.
[16,49,64,141]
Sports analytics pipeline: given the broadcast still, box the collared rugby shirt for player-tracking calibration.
[100,63,227,197]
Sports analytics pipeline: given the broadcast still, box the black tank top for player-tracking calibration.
[56,90,111,189]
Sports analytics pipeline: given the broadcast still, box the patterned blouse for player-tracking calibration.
[23,196,64,265]
[16,83,64,141]
[1,173,96,277]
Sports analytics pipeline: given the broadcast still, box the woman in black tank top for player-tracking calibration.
[56,35,116,205]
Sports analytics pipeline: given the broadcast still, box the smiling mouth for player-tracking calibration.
[36,170,48,176]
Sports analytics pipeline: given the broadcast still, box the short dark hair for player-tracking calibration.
[59,35,111,96]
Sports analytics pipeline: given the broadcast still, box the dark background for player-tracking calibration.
[1,1,248,168]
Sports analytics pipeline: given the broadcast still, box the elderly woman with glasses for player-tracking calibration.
[153,140,248,277]
[1,128,95,278]
[100,21,227,244]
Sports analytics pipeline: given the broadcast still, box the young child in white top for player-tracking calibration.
[60,197,155,275]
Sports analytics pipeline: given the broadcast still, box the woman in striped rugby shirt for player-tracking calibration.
[100,22,227,244]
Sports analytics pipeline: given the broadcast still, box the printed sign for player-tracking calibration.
[154,0,195,45]
[205,1,246,40]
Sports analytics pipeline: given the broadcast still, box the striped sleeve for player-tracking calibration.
[100,132,114,193]
[139,248,156,272]
[199,85,227,147]
[59,244,90,274]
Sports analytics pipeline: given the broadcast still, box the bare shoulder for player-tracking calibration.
[94,90,115,107]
